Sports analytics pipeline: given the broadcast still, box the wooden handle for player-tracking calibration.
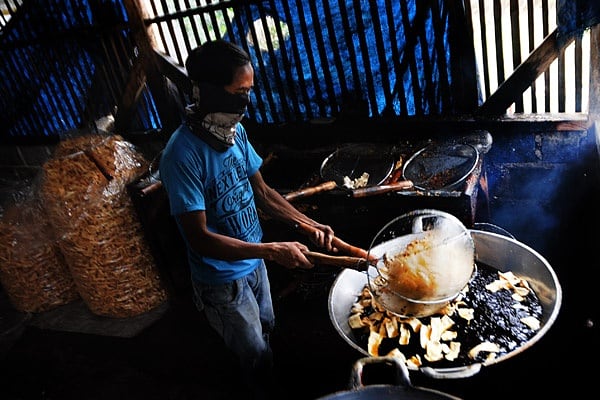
[284,180,338,201]
[388,167,404,184]
[304,251,368,270]
[140,180,163,196]
[351,180,414,198]
[294,220,371,260]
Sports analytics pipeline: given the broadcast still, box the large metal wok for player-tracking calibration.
[328,230,562,379]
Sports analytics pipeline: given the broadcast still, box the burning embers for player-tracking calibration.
[348,263,542,368]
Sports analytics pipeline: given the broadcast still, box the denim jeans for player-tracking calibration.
[192,261,275,397]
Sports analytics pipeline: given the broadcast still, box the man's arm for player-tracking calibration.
[175,208,314,269]
[249,170,336,252]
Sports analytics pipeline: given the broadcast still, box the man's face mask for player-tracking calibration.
[190,82,250,146]
[201,112,244,146]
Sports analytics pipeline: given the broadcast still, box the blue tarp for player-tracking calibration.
[0,0,456,139]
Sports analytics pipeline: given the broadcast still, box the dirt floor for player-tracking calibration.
[0,269,359,400]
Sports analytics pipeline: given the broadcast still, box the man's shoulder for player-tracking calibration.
[172,122,193,138]
[166,124,200,151]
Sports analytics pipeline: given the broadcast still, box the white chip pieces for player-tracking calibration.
[348,286,467,366]
[486,271,541,331]
[468,341,500,359]
[348,269,542,369]
[342,172,370,189]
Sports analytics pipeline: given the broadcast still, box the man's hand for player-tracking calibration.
[269,241,314,269]
[307,223,336,252]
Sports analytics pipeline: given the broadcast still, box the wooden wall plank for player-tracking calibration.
[509,0,523,112]
[476,29,576,116]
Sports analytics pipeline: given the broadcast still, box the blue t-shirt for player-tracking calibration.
[159,123,264,284]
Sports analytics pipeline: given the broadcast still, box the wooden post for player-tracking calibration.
[115,0,182,134]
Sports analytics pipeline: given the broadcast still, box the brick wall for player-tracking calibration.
[483,127,598,255]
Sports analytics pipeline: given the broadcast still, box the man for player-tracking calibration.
[159,40,337,398]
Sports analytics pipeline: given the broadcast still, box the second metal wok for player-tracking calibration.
[284,143,399,201]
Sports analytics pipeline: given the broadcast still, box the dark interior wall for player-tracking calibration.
[0,0,597,245]
[0,0,480,213]
[0,0,164,143]
[1,122,595,235]
[0,0,480,144]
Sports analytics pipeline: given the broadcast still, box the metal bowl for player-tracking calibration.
[328,230,562,379]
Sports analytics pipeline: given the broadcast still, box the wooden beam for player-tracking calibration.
[589,24,600,121]
[448,0,480,114]
[154,50,191,96]
[589,24,600,167]
[114,58,147,131]
[248,113,589,147]
[116,0,181,134]
[476,28,577,116]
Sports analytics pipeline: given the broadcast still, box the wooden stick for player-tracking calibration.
[284,180,338,201]
[294,220,373,260]
[304,251,368,270]
[351,180,413,198]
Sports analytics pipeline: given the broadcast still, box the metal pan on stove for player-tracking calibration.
[402,143,479,191]
[284,143,397,201]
